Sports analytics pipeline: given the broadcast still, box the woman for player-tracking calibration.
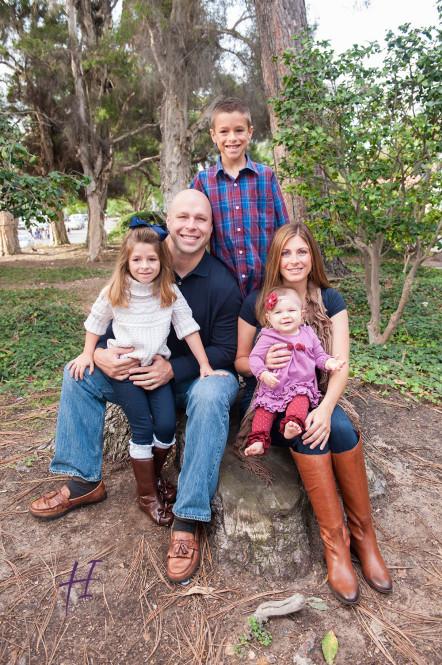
[235,223,392,605]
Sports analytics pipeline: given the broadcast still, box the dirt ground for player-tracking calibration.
[0,247,441,665]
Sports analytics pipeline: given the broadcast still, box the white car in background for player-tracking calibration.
[18,229,35,249]
[67,214,86,230]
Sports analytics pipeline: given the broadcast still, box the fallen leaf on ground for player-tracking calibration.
[322,628,338,665]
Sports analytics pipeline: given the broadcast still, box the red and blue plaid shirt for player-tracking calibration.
[190,154,289,298]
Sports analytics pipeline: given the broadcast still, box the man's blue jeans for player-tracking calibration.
[50,365,239,522]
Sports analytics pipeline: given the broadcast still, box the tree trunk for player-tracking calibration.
[159,89,192,211]
[364,234,383,344]
[51,209,70,245]
[254,0,308,222]
[0,213,21,256]
[144,1,219,211]
[145,3,193,210]
[66,0,113,261]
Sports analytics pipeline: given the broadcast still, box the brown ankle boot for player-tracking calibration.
[332,437,392,594]
[130,456,174,526]
[291,449,360,605]
[153,446,177,503]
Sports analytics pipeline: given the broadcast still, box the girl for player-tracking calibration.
[69,217,224,527]
[245,286,345,456]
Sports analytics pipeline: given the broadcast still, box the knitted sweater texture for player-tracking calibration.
[84,279,200,366]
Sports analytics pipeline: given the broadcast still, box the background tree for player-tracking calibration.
[0,115,84,255]
[254,0,308,222]
[274,22,442,344]
[122,0,223,210]
[0,0,75,245]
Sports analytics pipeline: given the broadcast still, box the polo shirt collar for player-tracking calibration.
[215,153,258,176]
[173,250,211,281]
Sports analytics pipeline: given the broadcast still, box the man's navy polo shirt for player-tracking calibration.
[97,251,241,386]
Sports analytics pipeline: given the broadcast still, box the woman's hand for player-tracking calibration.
[265,343,292,370]
[302,401,333,450]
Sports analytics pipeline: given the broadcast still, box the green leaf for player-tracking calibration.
[322,629,338,665]
[306,597,330,611]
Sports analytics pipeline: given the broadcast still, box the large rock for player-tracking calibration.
[210,444,312,578]
[102,402,386,578]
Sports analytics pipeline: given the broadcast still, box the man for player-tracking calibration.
[29,189,241,584]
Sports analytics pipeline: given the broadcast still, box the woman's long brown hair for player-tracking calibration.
[106,226,176,308]
[256,223,331,326]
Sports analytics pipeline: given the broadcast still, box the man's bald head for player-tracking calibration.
[168,189,212,221]
[166,189,213,259]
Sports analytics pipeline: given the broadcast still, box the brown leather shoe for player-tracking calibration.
[29,481,107,519]
[167,526,200,584]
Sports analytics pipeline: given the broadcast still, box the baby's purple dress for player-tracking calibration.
[249,326,332,413]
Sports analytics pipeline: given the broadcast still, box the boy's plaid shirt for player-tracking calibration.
[191,155,289,298]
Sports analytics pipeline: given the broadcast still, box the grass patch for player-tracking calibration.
[0,264,112,286]
[0,287,86,395]
[338,261,442,402]
[0,256,440,402]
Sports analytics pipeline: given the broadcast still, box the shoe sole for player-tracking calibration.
[30,492,108,520]
[167,555,200,585]
[362,575,393,594]
[329,583,360,606]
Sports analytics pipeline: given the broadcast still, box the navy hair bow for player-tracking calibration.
[130,216,168,241]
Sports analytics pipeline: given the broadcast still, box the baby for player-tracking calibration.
[246,287,345,455]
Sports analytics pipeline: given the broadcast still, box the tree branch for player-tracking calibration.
[110,122,160,147]
[215,27,255,49]
[138,167,160,188]
[116,154,160,175]
[187,96,222,144]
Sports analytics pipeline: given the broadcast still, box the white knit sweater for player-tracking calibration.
[84,279,200,366]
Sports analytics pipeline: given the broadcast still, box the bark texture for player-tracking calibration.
[143,1,221,210]
[66,0,113,261]
[0,213,21,256]
[254,0,308,222]
[51,210,70,246]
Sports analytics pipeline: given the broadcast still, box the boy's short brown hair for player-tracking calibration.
[211,97,252,128]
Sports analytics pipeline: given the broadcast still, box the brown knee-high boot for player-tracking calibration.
[332,438,392,594]
[153,446,177,503]
[130,457,174,526]
[291,449,360,605]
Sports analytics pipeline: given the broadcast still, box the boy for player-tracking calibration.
[190,97,290,298]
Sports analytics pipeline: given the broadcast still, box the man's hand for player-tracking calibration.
[94,346,139,380]
[265,343,292,370]
[129,354,174,390]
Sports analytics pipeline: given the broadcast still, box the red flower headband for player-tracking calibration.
[265,292,278,310]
